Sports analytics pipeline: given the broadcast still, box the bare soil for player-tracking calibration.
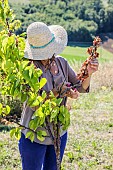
[99,32,113,53]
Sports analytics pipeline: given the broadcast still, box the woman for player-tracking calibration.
[18,22,99,170]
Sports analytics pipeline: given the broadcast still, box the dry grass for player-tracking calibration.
[62,88,113,170]
[91,62,113,91]
[71,61,113,91]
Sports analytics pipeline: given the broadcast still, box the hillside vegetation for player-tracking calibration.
[9,0,113,42]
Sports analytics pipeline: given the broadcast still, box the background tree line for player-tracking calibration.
[9,0,113,42]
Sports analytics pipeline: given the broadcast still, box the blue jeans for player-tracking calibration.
[18,132,67,170]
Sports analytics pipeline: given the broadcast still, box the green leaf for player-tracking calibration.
[2,36,8,48]
[25,131,35,142]
[20,32,27,37]
[42,91,47,100]
[27,92,37,106]
[39,78,47,89]
[0,103,2,109]
[6,105,10,114]
[56,98,63,106]
[39,116,45,125]
[34,108,44,118]
[2,106,10,115]
[35,69,42,78]
[25,131,33,138]
[24,65,34,79]
[50,107,59,120]
[10,82,16,95]
[14,88,19,97]
[51,101,56,106]
[5,59,12,69]
[15,79,20,87]
[37,135,45,142]
[41,131,47,137]
[10,128,16,138]
[19,61,29,72]
[30,96,43,107]
[60,105,65,113]
[21,94,27,102]
[30,99,39,107]
[49,91,55,98]
[33,82,40,91]
[29,69,33,78]
[59,113,65,123]
[30,75,38,84]
[29,118,39,131]
[15,130,21,140]
[29,133,35,142]
[23,70,30,81]
[37,96,43,102]
[37,130,47,142]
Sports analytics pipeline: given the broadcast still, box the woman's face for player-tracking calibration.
[40,59,49,66]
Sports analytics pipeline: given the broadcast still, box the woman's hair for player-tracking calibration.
[28,54,56,70]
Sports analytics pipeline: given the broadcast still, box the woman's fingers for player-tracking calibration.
[90,58,99,65]
[88,59,99,74]
[58,82,80,98]
[66,89,79,99]
[90,65,98,70]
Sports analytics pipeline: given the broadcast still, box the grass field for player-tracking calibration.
[0,88,113,170]
[61,45,113,63]
[62,88,113,170]
[0,45,113,170]
[9,0,30,4]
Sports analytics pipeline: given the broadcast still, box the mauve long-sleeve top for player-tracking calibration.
[20,56,89,145]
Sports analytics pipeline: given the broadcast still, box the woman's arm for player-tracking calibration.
[82,58,99,90]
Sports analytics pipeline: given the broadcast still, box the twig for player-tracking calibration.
[45,116,54,142]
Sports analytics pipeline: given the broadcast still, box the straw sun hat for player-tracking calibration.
[24,22,68,60]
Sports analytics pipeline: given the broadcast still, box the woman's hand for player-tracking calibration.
[87,58,99,76]
[66,88,80,99]
[55,82,80,99]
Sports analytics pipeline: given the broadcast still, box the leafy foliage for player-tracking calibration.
[0,0,70,143]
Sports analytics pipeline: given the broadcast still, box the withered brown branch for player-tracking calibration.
[77,36,101,81]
